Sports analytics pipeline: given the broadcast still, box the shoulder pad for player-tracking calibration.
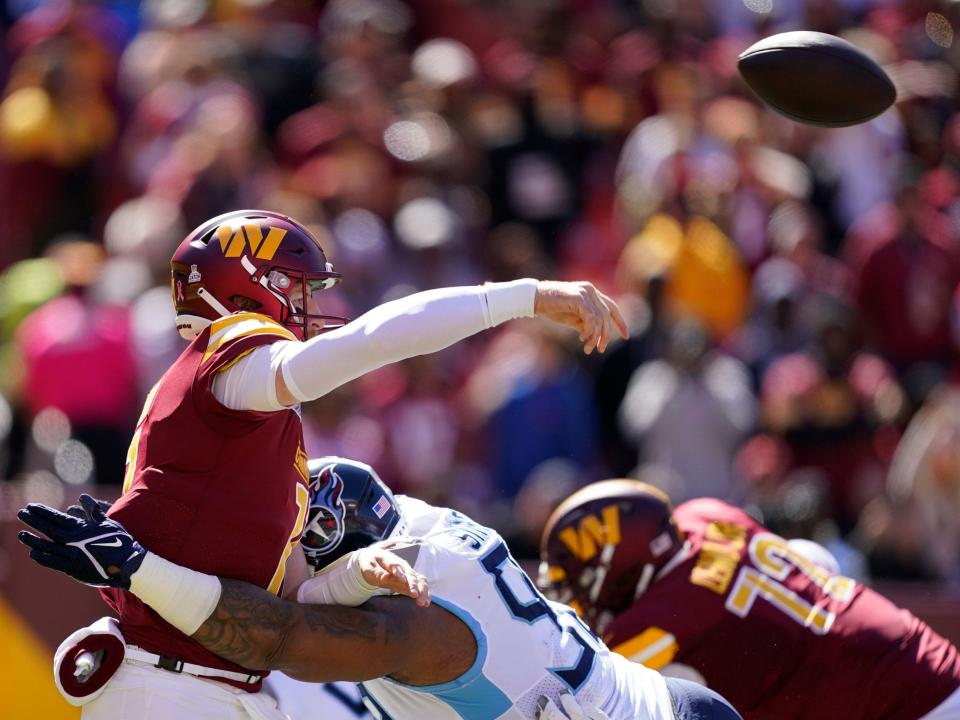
[202,312,296,365]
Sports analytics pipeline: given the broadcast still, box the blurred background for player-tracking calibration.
[1,0,960,715]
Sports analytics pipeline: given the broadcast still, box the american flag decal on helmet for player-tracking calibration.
[372,495,391,519]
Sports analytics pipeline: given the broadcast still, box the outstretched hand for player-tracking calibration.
[355,546,431,608]
[17,494,146,589]
[534,281,629,354]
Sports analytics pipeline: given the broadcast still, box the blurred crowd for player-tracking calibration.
[1,0,959,583]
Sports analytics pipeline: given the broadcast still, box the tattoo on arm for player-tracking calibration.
[191,579,298,670]
[190,579,410,679]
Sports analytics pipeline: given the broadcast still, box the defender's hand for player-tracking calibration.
[356,547,431,607]
[536,693,611,720]
[17,494,146,589]
[534,281,628,354]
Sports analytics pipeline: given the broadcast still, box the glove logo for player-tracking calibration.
[89,538,123,548]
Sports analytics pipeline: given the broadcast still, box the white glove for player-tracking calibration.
[535,693,611,720]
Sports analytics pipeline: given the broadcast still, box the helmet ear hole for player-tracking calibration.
[230,295,262,312]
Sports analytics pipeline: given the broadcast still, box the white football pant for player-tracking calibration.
[80,660,288,720]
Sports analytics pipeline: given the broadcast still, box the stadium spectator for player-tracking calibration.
[759,299,905,531]
[0,0,957,589]
[619,318,756,502]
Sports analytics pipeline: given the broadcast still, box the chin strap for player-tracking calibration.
[175,287,233,341]
[588,543,617,604]
[196,287,232,317]
[633,563,655,601]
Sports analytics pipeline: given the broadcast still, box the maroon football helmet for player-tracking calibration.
[170,210,345,340]
[539,480,683,631]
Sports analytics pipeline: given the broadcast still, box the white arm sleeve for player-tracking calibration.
[211,280,537,411]
[280,280,536,404]
[211,344,280,411]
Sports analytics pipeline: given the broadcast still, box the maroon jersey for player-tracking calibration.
[102,312,311,688]
[605,499,960,719]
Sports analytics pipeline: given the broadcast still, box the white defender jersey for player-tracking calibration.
[265,674,371,720]
[360,496,675,720]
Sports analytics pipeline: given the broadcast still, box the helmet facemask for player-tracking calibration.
[262,267,345,339]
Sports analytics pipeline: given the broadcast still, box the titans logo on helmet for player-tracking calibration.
[302,466,347,561]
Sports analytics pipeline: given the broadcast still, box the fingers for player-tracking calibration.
[18,531,77,576]
[384,558,431,607]
[577,285,607,355]
[558,693,587,720]
[366,553,431,607]
[598,291,629,341]
[30,548,85,578]
[17,504,80,542]
[80,494,106,523]
[408,570,431,607]
[17,530,61,554]
[535,696,561,720]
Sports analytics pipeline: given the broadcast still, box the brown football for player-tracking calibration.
[738,31,896,127]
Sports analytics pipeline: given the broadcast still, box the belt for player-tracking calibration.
[124,646,262,685]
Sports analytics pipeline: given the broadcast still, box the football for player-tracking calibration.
[737,31,896,127]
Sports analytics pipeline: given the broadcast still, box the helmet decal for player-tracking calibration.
[372,494,392,519]
[302,467,346,556]
[300,456,402,571]
[216,223,287,260]
[557,504,622,562]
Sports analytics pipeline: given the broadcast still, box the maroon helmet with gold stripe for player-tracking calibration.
[539,480,683,631]
[170,210,344,340]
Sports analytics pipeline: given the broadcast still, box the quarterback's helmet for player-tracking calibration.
[539,480,683,629]
[300,457,403,571]
[170,210,345,340]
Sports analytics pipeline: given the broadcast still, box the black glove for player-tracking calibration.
[18,494,146,589]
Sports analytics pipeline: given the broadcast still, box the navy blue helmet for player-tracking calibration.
[300,457,402,571]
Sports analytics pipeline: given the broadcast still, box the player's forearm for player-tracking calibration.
[278,281,537,402]
[190,578,297,671]
[127,550,409,677]
[193,579,407,682]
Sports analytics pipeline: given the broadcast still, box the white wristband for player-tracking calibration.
[482,279,538,327]
[296,552,380,606]
[128,552,222,636]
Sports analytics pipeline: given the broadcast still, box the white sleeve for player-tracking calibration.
[279,280,537,404]
[210,345,283,412]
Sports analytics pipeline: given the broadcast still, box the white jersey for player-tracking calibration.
[360,497,675,720]
[265,674,371,720]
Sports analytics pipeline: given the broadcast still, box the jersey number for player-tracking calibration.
[480,541,599,691]
[725,533,855,635]
[122,381,161,494]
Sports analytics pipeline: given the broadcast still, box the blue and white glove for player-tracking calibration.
[18,494,146,589]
